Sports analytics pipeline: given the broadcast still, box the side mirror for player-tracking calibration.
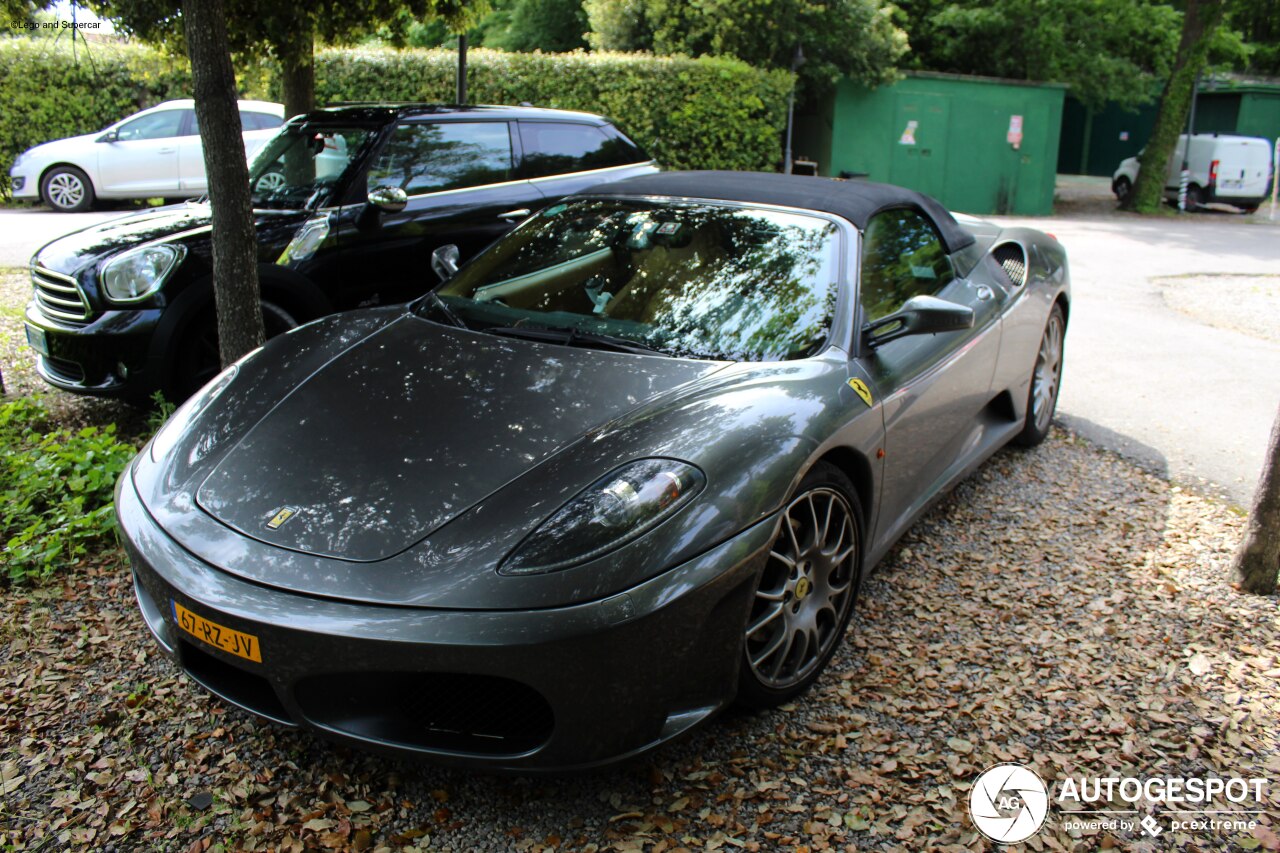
[97,130,118,143]
[431,244,460,281]
[367,185,408,213]
[864,294,974,348]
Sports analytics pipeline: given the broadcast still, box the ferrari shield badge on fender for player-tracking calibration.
[266,506,298,530]
[847,378,874,407]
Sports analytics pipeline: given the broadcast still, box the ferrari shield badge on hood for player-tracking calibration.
[266,506,298,530]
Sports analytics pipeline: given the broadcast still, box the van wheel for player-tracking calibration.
[1184,185,1205,212]
[168,300,299,401]
[1112,176,1131,204]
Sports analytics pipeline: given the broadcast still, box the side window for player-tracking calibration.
[366,122,513,195]
[116,110,184,142]
[242,112,284,131]
[518,122,635,178]
[859,209,955,323]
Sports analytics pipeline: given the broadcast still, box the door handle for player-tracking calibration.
[975,284,994,301]
[498,209,531,221]
[157,148,176,154]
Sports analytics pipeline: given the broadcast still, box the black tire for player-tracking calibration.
[41,165,95,212]
[1112,176,1132,204]
[1015,303,1065,447]
[736,462,863,709]
[1240,204,1260,215]
[1184,184,1205,212]
[167,300,299,401]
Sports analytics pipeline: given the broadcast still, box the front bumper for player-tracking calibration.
[116,471,773,771]
[25,300,160,396]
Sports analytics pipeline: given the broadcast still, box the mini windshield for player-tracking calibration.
[426,200,841,361]
[248,127,373,210]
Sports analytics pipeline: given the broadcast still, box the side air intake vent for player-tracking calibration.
[992,243,1027,288]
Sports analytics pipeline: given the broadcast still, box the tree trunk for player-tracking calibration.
[183,0,263,369]
[275,26,315,121]
[1125,0,1227,213]
[1233,404,1280,593]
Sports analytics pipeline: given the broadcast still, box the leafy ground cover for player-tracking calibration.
[1,267,1277,851]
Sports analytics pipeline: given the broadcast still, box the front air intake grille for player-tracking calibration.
[992,243,1027,288]
[31,266,91,323]
[295,671,555,755]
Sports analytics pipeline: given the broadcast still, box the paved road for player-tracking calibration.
[3,203,1277,506]
[0,208,122,268]
[994,210,1280,507]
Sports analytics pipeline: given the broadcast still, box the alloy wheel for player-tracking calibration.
[745,487,858,690]
[1031,310,1063,434]
[47,173,86,210]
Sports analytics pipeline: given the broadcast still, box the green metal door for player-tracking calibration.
[889,94,950,199]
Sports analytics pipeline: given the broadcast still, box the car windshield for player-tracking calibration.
[423,199,841,361]
[248,126,374,210]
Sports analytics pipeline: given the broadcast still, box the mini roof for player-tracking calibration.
[586,171,975,252]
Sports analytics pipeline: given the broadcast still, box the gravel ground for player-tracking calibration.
[1156,275,1280,344]
[3,262,1279,852]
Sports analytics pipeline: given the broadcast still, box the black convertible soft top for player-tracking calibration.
[587,170,976,253]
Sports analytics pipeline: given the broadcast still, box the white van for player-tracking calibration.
[1112,133,1273,212]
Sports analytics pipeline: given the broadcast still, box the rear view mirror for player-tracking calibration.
[864,294,974,348]
[367,185,407,213]
[431,244,460,281]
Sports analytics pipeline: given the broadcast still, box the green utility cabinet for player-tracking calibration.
[1195,83,1280,144]
[797,72,1066,215]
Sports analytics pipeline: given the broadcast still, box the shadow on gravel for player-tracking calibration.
[4,425,1276,851]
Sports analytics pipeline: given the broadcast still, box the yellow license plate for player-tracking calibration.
[172,601,262,663]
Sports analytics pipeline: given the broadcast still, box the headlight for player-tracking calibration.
[501,459,705,575]
[101,244,186,303]
[12,150,28,169]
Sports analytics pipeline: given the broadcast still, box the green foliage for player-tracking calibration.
[489,0,588,52]
[583,0,907,94]
[309,46,794,170]
[0,397,138,583]
[1225,0,1279,75]
[896,0,1183,111]
[0,39,268,200]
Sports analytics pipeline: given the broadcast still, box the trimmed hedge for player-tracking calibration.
[0,42,792,200]
[307,48,795,173]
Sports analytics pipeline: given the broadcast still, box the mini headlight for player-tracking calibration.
[501,458,705,575]
[101,244,186,303]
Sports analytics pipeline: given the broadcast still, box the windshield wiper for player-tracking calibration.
[485,325,667,357]
[423,292,469,329]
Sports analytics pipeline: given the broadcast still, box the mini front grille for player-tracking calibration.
[41,357,85,385]
[31,266,91,323]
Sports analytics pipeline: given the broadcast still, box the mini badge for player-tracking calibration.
[847,378,874,407]
[266,506,298,530]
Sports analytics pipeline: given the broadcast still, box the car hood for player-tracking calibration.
[32,205,308,276]
[192,315,727,563]
[23,132,103,163]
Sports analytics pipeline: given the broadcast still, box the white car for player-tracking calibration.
[1112,133,1274,213]
[8,99,285,212]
